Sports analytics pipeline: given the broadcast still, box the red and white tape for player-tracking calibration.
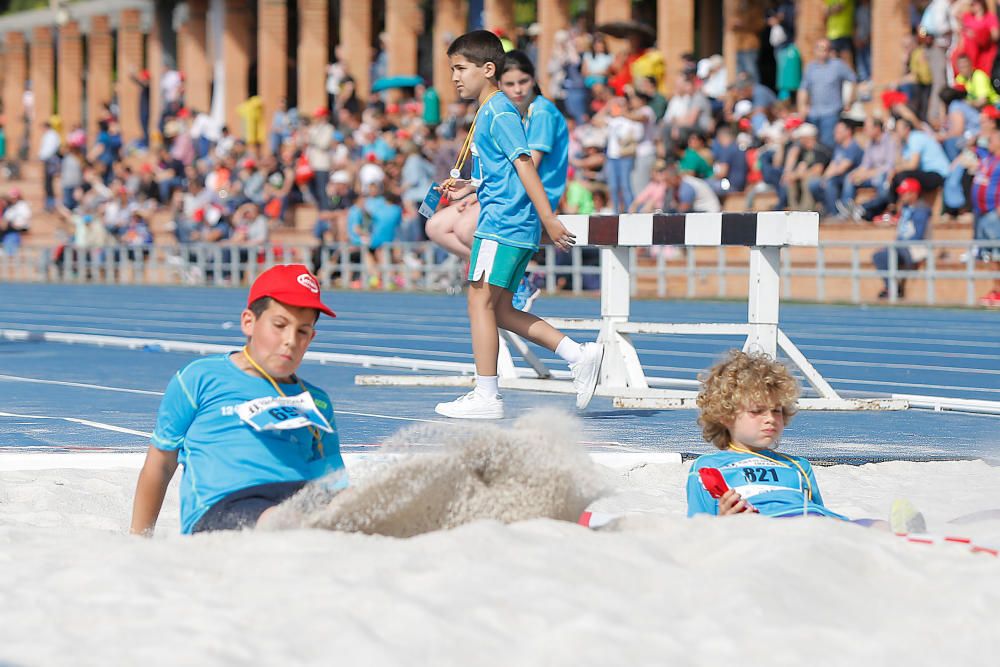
[577,511,998,557]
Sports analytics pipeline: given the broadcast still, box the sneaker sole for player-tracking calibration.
[433,405,505,419]
[576,345,605,410]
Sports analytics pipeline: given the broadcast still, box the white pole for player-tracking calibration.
[601,247,630,319]
[745,246,780,358]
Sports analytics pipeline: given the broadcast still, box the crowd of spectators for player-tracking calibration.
[1,0,998,304]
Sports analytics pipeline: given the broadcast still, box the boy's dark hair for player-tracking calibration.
[447,30,505,71]
[248,296,320,323]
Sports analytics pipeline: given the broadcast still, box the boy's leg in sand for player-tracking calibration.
[191,481,308,533]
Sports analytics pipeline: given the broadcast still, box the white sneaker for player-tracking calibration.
[570,342,604,409]
[435,390,505,419]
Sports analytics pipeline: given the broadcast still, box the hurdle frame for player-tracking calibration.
[355,211,907,411]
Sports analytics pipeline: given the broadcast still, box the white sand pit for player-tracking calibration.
[1,411,999,665]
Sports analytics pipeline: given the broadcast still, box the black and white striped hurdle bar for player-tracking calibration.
[548,211,819,247]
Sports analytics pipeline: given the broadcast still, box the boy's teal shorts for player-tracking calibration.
[468,238,533,292]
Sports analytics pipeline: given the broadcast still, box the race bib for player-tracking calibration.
[235,392,333,434]
[418,182,441,219]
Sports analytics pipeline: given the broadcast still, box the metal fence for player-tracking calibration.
[1,239,997,307]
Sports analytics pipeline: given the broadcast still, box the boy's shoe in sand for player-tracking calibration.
[889,498,927,534]
[435,390,504,419]
[570,342,604,409]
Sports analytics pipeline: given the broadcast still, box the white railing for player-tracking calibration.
[0,239,997,307]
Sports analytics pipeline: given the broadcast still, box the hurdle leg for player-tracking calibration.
[745,246,779,358]
[599,247,649,391]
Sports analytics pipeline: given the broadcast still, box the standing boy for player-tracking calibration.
[130,264,346,535]
[435,30,603,419]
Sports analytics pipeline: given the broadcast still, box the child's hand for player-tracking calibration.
[544,217,576,251]
[438,179,470,194]
[718,489,754,515]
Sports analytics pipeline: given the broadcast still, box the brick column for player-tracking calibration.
[147,16,164,145]
[298,0,327,117]
[595,0,631,55]
[117,9,144,145]
[259,0,287,150]
[660,0,694,95]
[87,15,113,144]
[57,21,84,133]
[483,0,515,36]
[872,0,910,91]
[595,0,631,25]
[538,0,568,93]
[29,26,54,159]
[796,0,827,70]
[433,0,467,106]
[341,0,373,101]
[179,0,211,113]
[3,32,26,162]
[224,0,252,136]
[386,0,421,77]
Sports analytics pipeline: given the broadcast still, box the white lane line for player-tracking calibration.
[0,410,153,437]
[8,322,1000,376]
[6,310,999,355]
[0,373,164,396]
[1,323,473,356]
[0,373,451,425]
[0,311,473,334]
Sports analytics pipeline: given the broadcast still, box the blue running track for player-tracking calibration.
[1,284,998,462]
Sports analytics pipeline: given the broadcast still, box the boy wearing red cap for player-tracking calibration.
[871,178,930,299]
[130,264,346,535]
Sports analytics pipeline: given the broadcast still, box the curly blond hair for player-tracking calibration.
[696,349,800,450]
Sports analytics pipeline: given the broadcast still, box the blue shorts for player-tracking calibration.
[191,481,307,533]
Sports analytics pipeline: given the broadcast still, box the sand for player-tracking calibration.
[1,412,999,666]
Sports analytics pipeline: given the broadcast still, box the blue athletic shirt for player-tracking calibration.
[525,95,569,211]
[686,450,848,520]
[472,91,539,250]
[152,354,346,533]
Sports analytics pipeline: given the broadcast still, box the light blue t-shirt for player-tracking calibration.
[348,196,402,249]
[904,130,950,177]
[152,355,346,533]
[526,95,569,211]
[472,92,537,250]
[686,450,848,520]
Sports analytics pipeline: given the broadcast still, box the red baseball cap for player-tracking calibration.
[982,105,1000,120]
[896,177,921,195]
[248,264,336,318]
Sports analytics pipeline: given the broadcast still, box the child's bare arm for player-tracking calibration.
[130,446,179,536]
[512,155,575,251]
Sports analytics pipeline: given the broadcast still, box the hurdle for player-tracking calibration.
[356,211,907,411]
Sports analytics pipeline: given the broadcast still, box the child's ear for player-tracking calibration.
[240,308,256,338]
[484,60,497,80]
